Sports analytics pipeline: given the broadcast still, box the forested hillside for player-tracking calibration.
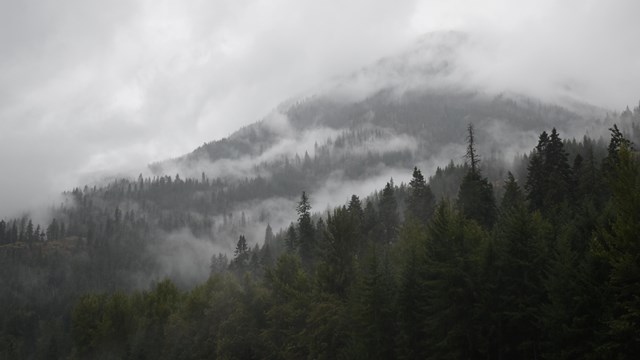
[1,103,639,358]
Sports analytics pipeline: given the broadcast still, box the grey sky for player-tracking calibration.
[1,0,639,218]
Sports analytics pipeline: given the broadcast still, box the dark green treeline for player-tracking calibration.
[67,121,640,360]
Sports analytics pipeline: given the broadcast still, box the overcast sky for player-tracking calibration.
[1,0,639,218]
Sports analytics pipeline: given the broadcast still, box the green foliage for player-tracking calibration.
[501,171,524,211]
[379,182,399,244]
[4,110,640,359]
[349,245,397,360]
[406,167,436,227]
[489,205,551,358]
[395,219,428,359]
[526,128,573,217]
[457,124,496,228]
[422,201,487,359]
[297,191,316,266]
[316,206,358,297]
[457,170,496,228]
[261,254,311,359]
[596,143,640,356]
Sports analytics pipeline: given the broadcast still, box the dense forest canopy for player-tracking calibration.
[1,102,639,359]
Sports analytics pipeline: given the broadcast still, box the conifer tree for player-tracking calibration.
[285,224,297,253]
[457,124,496,228]
[491,202,550,358]
[316,206,357,297]
[264,224,274,247]
[406,167,435,227]
[526,128,573,214]
[350,245,396,360]
[233,235,249,269]
[501,172,524,211]
[422,201,485,358]
[379,182,399,244]
[0,220,6,244]
[396,219,429,360]
[297,191,315,265]
[544,128,573,209]
[597,141,640,356]
[26,220,34,243]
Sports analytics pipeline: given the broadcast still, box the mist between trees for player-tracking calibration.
[1,104,639,358]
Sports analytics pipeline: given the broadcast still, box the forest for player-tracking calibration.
[1,104,639,359]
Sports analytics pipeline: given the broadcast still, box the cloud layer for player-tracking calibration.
[1,0,639,218]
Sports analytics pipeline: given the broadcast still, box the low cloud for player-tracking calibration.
[130,227,228,288]
[2,0,638,220]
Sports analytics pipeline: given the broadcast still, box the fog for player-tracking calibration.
[1,0,639,219]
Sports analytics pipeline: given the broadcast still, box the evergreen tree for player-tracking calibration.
[542,233,607,359]
[349,245,397,360]
[0,220,6,244]
[596,141,640,356]
[605,124,633,168]
[465,123,481,173]
[501,172,524,211]
[406,167,436,227]
[25,220,34,243]
[233,235,250,270]
[457,124,496,228]
[379,182,399,244]
[395,219,429,360]
[490,203,550,358]
[526,129,573,215]
[543,128,573,210]
[285,224,297,253]
[262,254,311,359]
[363,200,379,244]
[297,191,315,265]
[264,223,275,246]
[347,195,365,255]
[525,146,546,210]
[347,195,364,226]
[422,201,485,359]
[316,206,357,297]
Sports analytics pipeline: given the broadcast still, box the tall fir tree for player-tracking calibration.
[379,182,399,244]
[457,124,496,228]
[406,167,436,227]
[297,191,315,266]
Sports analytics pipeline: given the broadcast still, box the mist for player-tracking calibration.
[1,0,639,219]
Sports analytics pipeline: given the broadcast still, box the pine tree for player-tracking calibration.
[285,224,297,253]
[396,219,429,359]
[406,167,436,227]
[262,254,311,359]
[316,206,357,297]
[543,128,573,210]
[526,129,573,215]
[26,220,34,243]
[379,182,399,244]
[605,124,633,170]
[525,150,546,210]
[491,203,550,358]
[347,195,364,225]
[264,223,275,246]
[457,124,496,228]
[466,123,480,173]
[234,235,249,260]
[422,201,485,359]
[0,220,6,244]
[596,141,640,356]
[501,172,524,211]
[347,195,365,254]
[350,245,396,360]
[363,200,379,245]
[297,191,315,265]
